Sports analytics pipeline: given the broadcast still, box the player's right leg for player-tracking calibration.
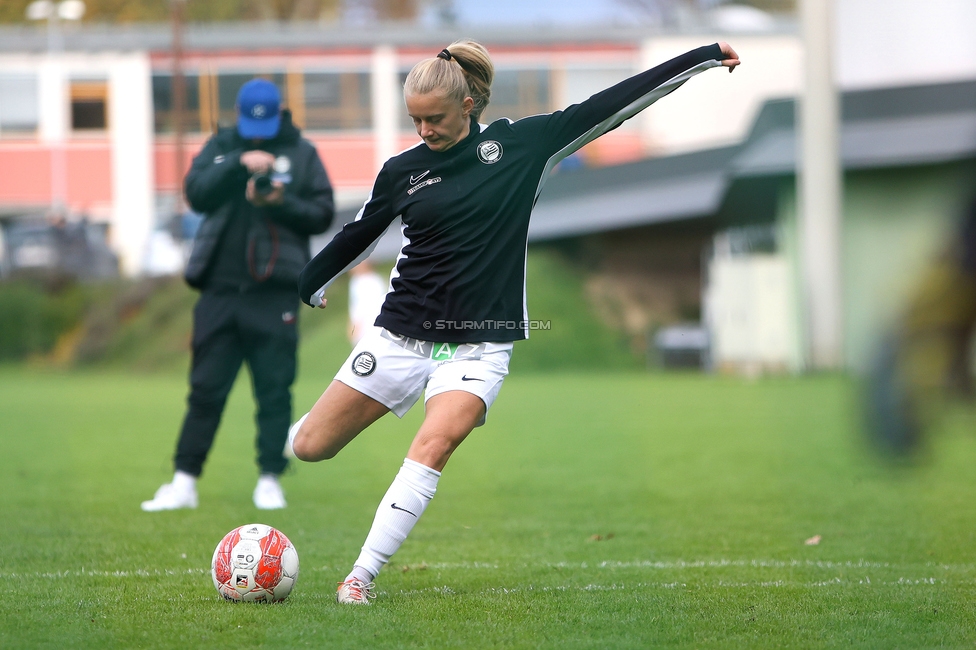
[291,328,430,461]
[291,380,389,461]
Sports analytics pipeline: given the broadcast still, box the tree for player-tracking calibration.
[0,0,344,23]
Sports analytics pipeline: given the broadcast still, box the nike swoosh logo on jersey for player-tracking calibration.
[461,375,484,382]
[391,503,417,517]
[409,170,430,185]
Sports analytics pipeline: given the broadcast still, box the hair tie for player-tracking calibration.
[437,49,452,61]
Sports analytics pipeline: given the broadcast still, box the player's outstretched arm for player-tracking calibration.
[529,43,737,162]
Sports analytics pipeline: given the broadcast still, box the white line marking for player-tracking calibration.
[2,559,970,581]
[395,577,948,598]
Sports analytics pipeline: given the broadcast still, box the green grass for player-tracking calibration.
[1,365,976,648]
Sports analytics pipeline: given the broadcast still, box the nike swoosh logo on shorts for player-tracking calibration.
[409,170,430,185]
[391,503,417,517]
[461,375,484,382]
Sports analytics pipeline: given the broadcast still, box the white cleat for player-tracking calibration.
[253,474,287,510]
[140,481,198,512]
[336,579,376,605]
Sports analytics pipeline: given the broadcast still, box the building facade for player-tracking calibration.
[0,23,801,275]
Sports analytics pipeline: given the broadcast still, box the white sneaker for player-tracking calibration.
[336,579,376,605]
[140,481,198,512]
[253,475,286,510]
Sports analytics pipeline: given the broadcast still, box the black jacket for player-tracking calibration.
[299,44,726,342]
[184,110,334,292]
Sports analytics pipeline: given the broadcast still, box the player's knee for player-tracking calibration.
[292,435,325,462]
[292,427,342,462]
[410,431,459,467]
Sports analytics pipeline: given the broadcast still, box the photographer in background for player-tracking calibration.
[142,79,334,511]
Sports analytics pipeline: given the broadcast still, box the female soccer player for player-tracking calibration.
[292,39,740,604]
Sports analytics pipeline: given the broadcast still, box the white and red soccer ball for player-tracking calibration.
[211,524,299,602]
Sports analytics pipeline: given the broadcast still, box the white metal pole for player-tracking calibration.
[371,45,398,174]
[798,0,844,370]
[48,9,68,218]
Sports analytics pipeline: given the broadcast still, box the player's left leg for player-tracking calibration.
[337,344,512,604]
[337,392,484,604]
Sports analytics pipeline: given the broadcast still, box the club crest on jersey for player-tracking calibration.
[351,351,377,376]
[477,140,503,164]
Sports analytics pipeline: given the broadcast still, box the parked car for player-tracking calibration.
[1,217,118,280]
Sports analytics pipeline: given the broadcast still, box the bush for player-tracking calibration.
[0,281,89,361]
[512,249,640,372]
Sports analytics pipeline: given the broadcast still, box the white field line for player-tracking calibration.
[0,568,211,579]
[1,559,972,581]
[394,577,949,598]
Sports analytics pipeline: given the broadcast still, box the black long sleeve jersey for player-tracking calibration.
[299,43,727,343]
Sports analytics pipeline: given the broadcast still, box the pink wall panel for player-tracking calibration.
[578,131,646,167]
[154,134,379,193]
[0,144,112,209]
[309,136,376,188]
[0,148,51,204]
[65,147,113,206]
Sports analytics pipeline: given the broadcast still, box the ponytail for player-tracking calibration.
[404,39,494,121]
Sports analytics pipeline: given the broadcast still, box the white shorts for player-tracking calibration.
[334,328,513,426]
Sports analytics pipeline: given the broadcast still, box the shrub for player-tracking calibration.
[0,281,88,361]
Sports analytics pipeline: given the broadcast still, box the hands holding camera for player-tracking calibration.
[241,150,285,206]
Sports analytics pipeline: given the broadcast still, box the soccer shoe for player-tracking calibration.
[336,579,376,605]
[253,474,287,510]
[140,481,198,512]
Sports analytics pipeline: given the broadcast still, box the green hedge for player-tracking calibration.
[0,282,89,361]
[0,249,641,371]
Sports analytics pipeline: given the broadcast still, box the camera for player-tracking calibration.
[251,171,276,196]
[250,155,292,197]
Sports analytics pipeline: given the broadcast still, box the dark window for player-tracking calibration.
[151,73,201,133]
[70,81,108,131]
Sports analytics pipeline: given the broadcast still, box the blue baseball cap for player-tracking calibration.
[236,79,281,139]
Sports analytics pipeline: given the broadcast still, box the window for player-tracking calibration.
[481,69,550,123]
[151,68,372,134]
[301,72,371,131]
[0,73,39,136]
[151,73,201,133]
[70,80,108,131]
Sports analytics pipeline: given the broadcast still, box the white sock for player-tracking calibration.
[345,565,375,584]
[349,458,440,580]
[172,470,196,492]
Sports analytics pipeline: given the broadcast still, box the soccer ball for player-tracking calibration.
[211,523,299,603]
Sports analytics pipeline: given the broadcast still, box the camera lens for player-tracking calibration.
[252,172,274,196]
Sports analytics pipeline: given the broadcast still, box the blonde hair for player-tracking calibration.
[403,39,494,121]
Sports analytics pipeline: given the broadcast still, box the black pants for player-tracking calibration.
[174,290,299,477]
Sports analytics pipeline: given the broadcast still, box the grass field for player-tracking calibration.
[1,364,976,648]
